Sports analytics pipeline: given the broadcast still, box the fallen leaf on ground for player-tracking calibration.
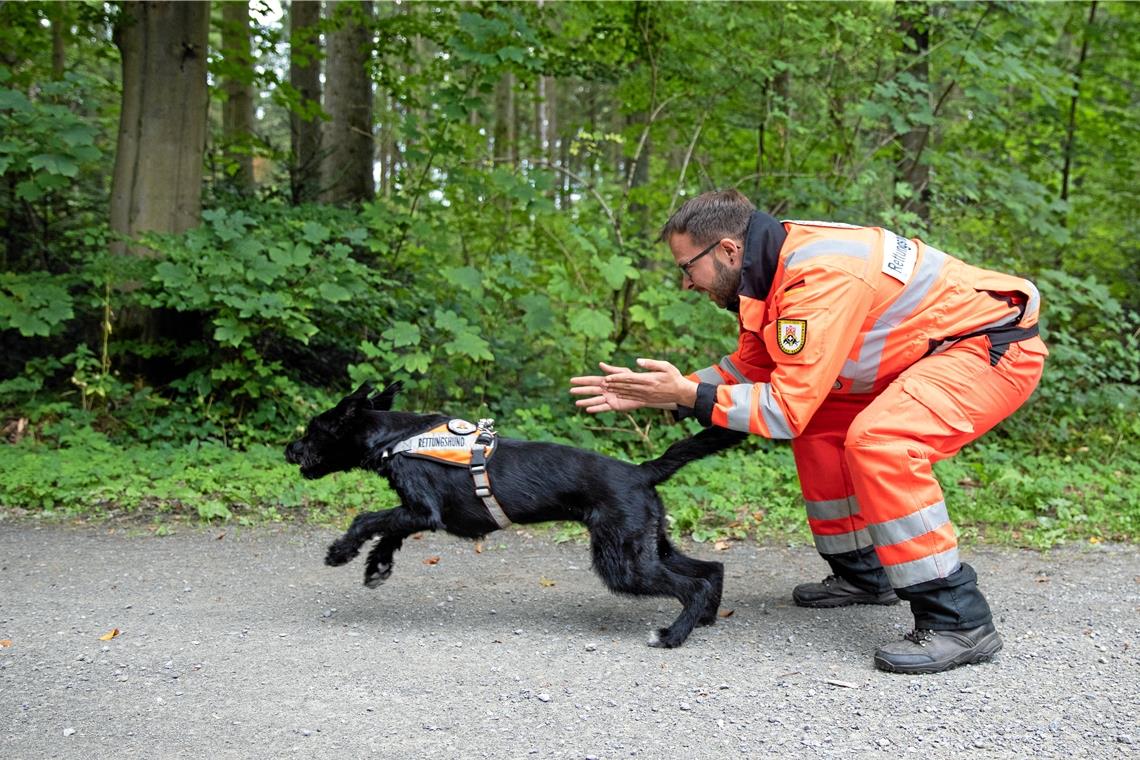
[0,639,12,648]
[474,542,483,554]
[718,609,735,618]
[99,629,120,641]
[422,556,440,565]
[714,540,731,552]
[539,577,556,587]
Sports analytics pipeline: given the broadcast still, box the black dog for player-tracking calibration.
[285,382,746,648]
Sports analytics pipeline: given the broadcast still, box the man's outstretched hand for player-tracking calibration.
[569,362,648,413]
[570,359,696,413]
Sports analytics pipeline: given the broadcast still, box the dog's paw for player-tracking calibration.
[647,627,683,649]
[363,563,392,588]
[325,541,359,567]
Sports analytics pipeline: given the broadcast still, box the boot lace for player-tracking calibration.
[904,628,936,647]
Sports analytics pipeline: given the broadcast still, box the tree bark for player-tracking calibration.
[111,0,209,251]
[320,0,374,204]
[289,0,322,204]
[109,0,210,351]
[221,0,255,193]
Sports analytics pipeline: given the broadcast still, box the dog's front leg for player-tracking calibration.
[362,534,408,588]
[325,507,416,567]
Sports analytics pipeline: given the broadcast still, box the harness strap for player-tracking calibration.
[470,419,512,529]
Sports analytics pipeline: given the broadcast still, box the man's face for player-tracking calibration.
[669,233,743,311]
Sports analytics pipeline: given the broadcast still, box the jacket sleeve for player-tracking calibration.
[702,265,874,439]
[677,324,775,425]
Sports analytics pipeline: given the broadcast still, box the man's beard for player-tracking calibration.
[710,257,742,312]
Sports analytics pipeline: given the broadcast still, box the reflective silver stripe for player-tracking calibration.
[719,356,749,383]
[1023,279,1040,323]
[814,528,873,555]
[867,501,951,548]
[843,245,948,393]
[694,366,724,384]
[805,496,859,522]
[882,547,960,589]
[784,240,871,271]
[760,383,795,439]
[724,384,755,432]
[721,382,796,438]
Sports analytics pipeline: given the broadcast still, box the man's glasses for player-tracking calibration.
[678,239,720,277]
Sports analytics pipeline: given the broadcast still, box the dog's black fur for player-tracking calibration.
[285,382,747,648]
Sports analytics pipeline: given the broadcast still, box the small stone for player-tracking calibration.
[679,702,692,711]
[63,728,76,737]
[877,738,891,747]
[536,693,551,703]
[584,643,597,652]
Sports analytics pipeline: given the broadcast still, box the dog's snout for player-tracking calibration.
[285,440,303,464]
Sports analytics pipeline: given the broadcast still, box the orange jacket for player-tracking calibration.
[688,215,1042,439]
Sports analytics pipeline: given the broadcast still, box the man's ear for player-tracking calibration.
[369,380,403,411]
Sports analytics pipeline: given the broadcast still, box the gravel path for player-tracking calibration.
[1,522,1137,758]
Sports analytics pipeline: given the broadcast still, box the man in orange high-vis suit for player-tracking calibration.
[570,190,1047,674]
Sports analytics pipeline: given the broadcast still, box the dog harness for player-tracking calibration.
[382,418,511,529]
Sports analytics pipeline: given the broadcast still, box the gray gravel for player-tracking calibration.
[1,521,1137,759]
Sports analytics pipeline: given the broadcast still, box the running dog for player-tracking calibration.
[285,382,746,648]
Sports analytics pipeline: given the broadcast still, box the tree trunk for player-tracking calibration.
[289,0,322,204]
[320,0,374,204]
[221,1,255,193]
[896,3,931,223]
[111,1,209,251]
[110,0,209,349]
[493,71,516,167]
[1061,1,1098,210]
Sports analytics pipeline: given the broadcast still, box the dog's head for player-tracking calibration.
[285,381,402,479]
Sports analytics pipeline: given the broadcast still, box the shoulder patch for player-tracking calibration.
[776,318,808,355]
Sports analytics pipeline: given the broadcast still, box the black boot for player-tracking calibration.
[793,574,899,608]
[874,623,1003,674]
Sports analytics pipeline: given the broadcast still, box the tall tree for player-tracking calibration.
[221,0,255,193]
[896,2,932,223]
[289,0,322,204]
[109,0,209,343]
[320,0,374,204]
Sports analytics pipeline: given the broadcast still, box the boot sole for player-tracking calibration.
[874,633,1004,675]
[793,593,900,609]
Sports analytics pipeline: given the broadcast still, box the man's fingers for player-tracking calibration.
[635,357,676,373]
[570,375,604,386]
[569,383,603,396]
[599,362,632,374]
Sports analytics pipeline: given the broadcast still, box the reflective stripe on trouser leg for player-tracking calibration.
[844,335,1047,629]
[792,395,888,593]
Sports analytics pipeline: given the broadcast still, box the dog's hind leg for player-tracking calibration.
[662,550,724,626]
[591,527,713,648]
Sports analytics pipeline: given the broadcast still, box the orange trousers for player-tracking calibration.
[792,335,1047,623]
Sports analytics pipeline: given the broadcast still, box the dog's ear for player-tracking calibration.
[368,380,403,411]
[349,382,374,400]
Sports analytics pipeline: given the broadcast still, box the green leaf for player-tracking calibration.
[569,308,612,340]
[317,282,351,302]
[382,321,421,348]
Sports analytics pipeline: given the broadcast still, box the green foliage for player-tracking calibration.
[1,1,1138,543]
[0,433,394,525]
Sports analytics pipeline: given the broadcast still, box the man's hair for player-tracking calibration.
[659,189,756,246]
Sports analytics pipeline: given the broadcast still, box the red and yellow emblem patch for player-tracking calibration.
[776,318,807,355]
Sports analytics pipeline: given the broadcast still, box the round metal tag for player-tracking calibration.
[447,419,477,435]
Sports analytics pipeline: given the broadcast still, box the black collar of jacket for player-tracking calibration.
[736,210,787,310]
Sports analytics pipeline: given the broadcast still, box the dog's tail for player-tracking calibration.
[639,426,749,486]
